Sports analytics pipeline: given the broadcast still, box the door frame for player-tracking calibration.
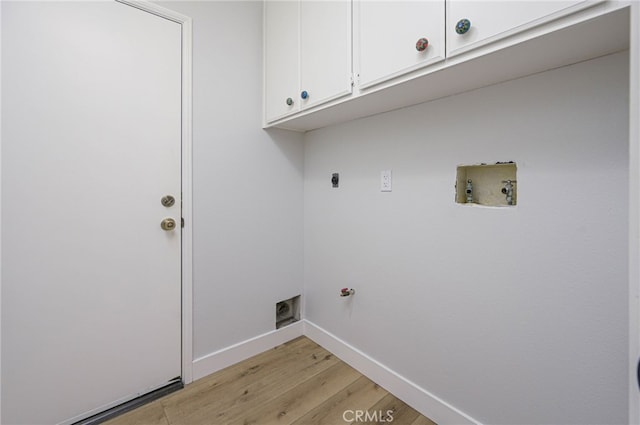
[0,4,194,420]
[114,0,194,385]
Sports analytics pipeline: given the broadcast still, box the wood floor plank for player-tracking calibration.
[235,361,362,425]
[104,400,168,425]
[159,340,317,424]
[175,336,312,396]
[290,376,389,425]
[160,337,313,410]
[359,393,420,425]
[103,337,437,425]
[163,338,339,424]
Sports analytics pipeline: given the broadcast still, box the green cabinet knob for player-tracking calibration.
[455,18,471,34]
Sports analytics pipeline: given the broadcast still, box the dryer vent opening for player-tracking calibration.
[276,295,301,329]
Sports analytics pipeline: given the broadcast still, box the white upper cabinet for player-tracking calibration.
[264,0,352,124]
[447,1,602,57]
[299,0,352,109]
[355,1,445,89]
[264,0,622,130]
[264,0,299,122]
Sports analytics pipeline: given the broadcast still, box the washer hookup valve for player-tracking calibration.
[340,288,355,297]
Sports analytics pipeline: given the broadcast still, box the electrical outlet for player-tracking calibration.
[381,170,392,192]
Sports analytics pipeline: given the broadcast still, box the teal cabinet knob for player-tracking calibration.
[301,90,309,100]
[455,18,471,34]
[286,97,293,106]
[415,37,429,52]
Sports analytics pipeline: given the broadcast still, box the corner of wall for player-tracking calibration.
[302,320,481,425]
[192,321,304,382]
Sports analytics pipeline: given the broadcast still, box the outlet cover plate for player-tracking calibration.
[381,170,392,192]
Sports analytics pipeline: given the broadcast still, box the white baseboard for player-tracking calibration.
[303,320,481,425]
[191,319,479,425]
[192,321,304,381]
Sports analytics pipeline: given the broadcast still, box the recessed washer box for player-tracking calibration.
[456,162,517,207]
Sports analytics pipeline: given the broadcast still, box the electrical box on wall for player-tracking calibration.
[455,162,517,207]
[276,295,301,329]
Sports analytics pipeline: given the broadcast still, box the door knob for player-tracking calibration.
[161,218,177,231]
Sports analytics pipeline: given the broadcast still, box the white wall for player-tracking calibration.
[157,1,304,359]
[304,51,629,424]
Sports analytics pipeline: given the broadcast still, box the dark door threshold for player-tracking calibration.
[72,378,183,425]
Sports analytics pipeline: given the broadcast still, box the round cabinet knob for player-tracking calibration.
[455,18,471,34]
[300,90,309,100]
[415,37,429,52]
[286,97,294,106]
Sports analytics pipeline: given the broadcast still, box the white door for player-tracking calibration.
[1,2,182,424]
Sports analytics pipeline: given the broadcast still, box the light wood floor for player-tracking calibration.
[105,336,436,425]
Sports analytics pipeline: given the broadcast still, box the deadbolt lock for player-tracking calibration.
[161,195,176,207]
[161,218,177,231]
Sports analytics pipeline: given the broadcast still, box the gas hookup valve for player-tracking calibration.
[340,288,355,297]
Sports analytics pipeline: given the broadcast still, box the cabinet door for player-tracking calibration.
[447,1,601,57]
[264,0,299,123]
[356,1,445,89]
[299,0,352,109]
